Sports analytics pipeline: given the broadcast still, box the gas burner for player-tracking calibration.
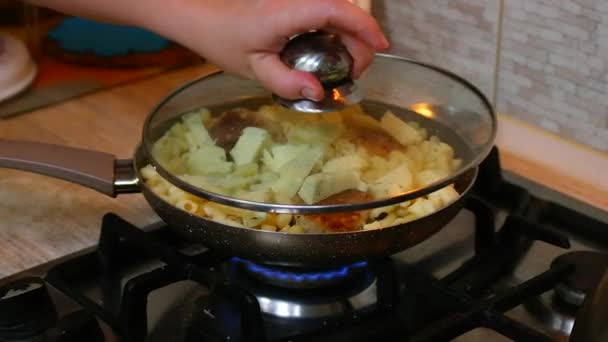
[229,258,378,319]
[254,279,377,319]
[232,258,370,289]
[551,251,608,308]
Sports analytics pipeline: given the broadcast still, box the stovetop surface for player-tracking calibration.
[1,147,607,342]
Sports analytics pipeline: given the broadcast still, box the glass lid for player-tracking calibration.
[142,54,496,214]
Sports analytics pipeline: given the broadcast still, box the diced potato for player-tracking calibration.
[408,198,437,217]
[152,135,188,164]
[181,109,209,126]
[356,180,369,192]
[298,170,361,204]
[322,154,369,173]
[181,111,214,148]
[369,182,404,198]
[380,111,424,146]
[377,165,412,189]
[427,191,443,209]
[420,140,454,174]
[229,127,271,166]
[396,208,409,217]
[415,169,448,187]
[232,163,259,177]
[284,122,340,146]
[262,144,307,172]
[369,165,413,197]
[271,149,322,199]
[428,185,459,207]
[184,128,213,150]
[167,122,187,138]
[332,139,357,156]
[340,105,384,130]
[186,145,233,176]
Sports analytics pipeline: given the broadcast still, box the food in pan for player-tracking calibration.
[141,104,462,233]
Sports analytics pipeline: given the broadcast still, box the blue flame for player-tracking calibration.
[232,257,368,283]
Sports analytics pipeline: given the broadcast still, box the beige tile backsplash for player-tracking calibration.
[373,0,608,152]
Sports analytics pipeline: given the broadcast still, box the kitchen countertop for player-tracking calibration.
[0,63,607,278]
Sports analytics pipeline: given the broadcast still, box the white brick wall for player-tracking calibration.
[374,0,608,152]
[498,0,608,150]
[373,0,500,98]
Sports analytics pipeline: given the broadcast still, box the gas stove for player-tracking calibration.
[0,147,607,342]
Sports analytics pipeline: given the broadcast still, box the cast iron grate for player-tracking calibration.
[44,147,576,341]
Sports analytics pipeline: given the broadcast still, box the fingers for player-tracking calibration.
[326,30,375,79]
[249,52,324,101]
[324,0,389,50]
[274,0,389,51]
[247,0,389,100]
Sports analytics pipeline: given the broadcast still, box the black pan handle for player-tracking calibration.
[0,139,140,197]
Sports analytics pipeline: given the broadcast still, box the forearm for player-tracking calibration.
[24,0,173,28]
[25,0,215,57]
[23,0,386,100]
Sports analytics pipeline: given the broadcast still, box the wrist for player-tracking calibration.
[138,0,216,51]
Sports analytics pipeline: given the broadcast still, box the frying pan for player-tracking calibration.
[0,55,494,267]
[0,138,477,267]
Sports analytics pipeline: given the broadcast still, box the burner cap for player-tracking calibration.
[551,251,608,307]
[229,258,378,319]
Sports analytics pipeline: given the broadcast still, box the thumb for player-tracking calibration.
[249,53,324,101]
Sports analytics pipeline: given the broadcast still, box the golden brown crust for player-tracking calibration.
[299,190,374,232]
[348,125,402,157]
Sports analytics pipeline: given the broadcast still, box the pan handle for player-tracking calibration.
[0,139,140,197]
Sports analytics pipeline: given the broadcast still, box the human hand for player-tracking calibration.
[155,0,388,101]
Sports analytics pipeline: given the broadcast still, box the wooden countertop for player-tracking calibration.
[0,63,606,278]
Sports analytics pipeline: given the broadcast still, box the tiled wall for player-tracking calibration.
[374,0,608,152]
[373,0,500,97]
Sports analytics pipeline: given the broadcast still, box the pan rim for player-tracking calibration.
[134,145,479,237]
